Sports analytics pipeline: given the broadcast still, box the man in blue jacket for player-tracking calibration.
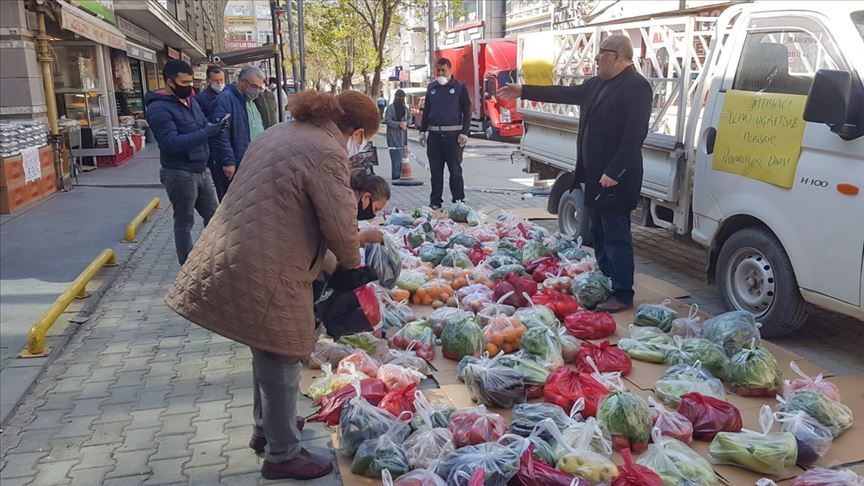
[209,66,267,200]
[145,60,228,265]
[196,65,225,118]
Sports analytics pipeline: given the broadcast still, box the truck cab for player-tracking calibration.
[517,3,864,335]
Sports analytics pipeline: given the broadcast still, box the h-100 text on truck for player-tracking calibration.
[516,2,864,336]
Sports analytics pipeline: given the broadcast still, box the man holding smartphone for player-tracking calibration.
[145,60,229,265]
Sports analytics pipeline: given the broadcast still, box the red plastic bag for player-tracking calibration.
[493,273,537,308]
[524,256,560,283]
[576,341,632,376]
[378,383,418,419]
[511,445,585,486]
[543,367,608,417]
[310,378,387,426]
[648,396,693,443]
[337,350,381,377]
[564,310,617,339]
[356,284,381,328]
[677,392,742,441]
[611,448,663,486]
[447,405,507,448]
[469,244,488,266]
[531,288,580,319]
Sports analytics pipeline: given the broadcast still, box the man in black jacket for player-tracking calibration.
[419,58,472,209]
[499,35,652,312]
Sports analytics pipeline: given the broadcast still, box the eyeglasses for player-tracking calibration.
[598,48,619,55]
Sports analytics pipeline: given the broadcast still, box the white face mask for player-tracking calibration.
[346,137,367,158]
[211,83,225,93]
[437,75,449,86]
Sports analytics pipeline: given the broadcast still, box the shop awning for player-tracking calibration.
[213,44,278,66]
[55,0,126,50]
[114,0,206,59]
[126,41,157,63]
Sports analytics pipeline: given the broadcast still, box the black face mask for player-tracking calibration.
[172,82,193,99]
[357,198,376,221]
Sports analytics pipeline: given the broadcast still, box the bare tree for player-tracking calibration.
[342,0,404,97]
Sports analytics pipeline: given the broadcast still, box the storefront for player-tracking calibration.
[115,41,158,120]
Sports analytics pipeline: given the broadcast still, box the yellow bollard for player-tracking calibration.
[125,197,161,242]
[21,249,117,357]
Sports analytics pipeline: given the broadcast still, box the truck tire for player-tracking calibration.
[557,187,592,246]
[716,227,808,337]
[484,119,500,141]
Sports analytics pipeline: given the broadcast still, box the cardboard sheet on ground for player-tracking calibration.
[634,273,691,299]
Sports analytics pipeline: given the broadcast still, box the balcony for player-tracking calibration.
[114,0,206,58]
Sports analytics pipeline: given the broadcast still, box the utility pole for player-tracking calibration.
[269,0,284,120]
[427,0,435,81]
[284,0,299,90]
[297,0,306,90]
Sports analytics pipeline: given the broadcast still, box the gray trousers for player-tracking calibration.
[251,348,302,463]
[159,168,219,265]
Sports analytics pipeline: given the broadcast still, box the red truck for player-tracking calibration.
[435,39,522,140]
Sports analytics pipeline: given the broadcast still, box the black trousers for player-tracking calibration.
[209,163,231,202]
[427,132,465,207]
[587,208,635,303]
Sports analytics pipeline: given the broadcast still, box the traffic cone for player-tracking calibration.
[392,147,423,186]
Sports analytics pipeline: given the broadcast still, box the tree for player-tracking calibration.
[304,0,377,91]
[342,0,403,96]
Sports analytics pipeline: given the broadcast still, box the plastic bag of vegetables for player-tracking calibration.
[580,355,627,392]
[381,468,447,486]
[483,304,526,355]
[654,362,726,407]
[448,202,483,226]
[784,360,842,402]
[351,425,412,478]
[499,423,559,470]
[774,409,833,466]
[597,390,652,453]
[491,264,529,281]
[309,338,354,369]
[678,392,743,441]
[307,363,353,401]
[410,390,454,431]
[441,316,485,361]
[702,311,761,357]
[436,442,520,486]
[441,250,475,269]
[365,235,403,288]
[495,239,524,261]
[494,274,537,308]
[418,242,449,266]
[521,240,550,263]
[387,212,417,228]
[531,288,580,319]
[338,332,388,357]
[634,300,679,332]
[563,309,616,340]
[669,304,702,339]
[338,385,411,456]
[403,425,456,470]
[612,448,664,486]
[525,256,559,283]
[337,349,382,377]
[618,326,673,364]
[509,403,573,438]
[709,405,797,475]
[520,325,564,371]
[412,278,454,307]
[458,284,496,313]
[378,382,419,419]
[310,377,387,426]
[448,232,481,249]
[544,366,608,417]
[389,320,435,361]
[510,443,586,486]
[461,353,528,408]
[556,325,581,363]
[789,467,863,486]
[477,298,517,327]
[576,340,632,375]
[543,272,573,295]
[396,268,428,292]
[571,272,612,309]
[724,340,782,397]
[496,351,549,385]
[383,346,430,375]
[429,306,473,337]
[648,396,694,443]
[663,336,729,378]
[514,303,558,329]
[546,417,619,484]
[377,363,425,390]
[486,253,521,269]
[777,389,853,437]
[447,405,508,448]
[636,428,720,486]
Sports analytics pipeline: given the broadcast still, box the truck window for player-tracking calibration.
[732,16,845,96]
[854,11,864,40]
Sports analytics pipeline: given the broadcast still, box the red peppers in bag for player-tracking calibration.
[531,288,580,319]
[576,341,632,375]
[611,448,663,486]
[511,445,586,486]
[677,392,742,441]
[493,273,537,308]
[543,367,608,417]
[564,310,617,339]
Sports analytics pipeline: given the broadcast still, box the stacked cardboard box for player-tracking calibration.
[0,145,57,214]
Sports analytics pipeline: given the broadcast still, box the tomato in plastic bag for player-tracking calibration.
[469,244,488,266]
[648,396,693,443]
[310,378,387,426]
[564,310,617,340]
[576,341,632,376]
[337,350,382,377]
[531,288,580,319]
[611,448,663,486]
[543,367,608,417]
[378,383,418,419]
[525,256,560,283]
[494,273,537,308]
[447,405,507,448]
[677,392,742,441]
[510,445,586,486]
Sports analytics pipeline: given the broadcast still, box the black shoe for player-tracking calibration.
[249,417,306,454]
[261,449,333,480]
[594,297,633,313]
[430,204,442,210]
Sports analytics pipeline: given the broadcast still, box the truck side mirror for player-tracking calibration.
[803,69,864,140]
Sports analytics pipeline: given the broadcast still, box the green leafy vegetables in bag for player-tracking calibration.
[637,429,719,486]
[724,342,782,396]
[779,390,854,438]
[491,264,528,281]
[441,317,485,361]
[702,311,761,357]
[418,243,448,266]
[655,362,726,407]
[634,300,679,332]
[350,427,411,478]
[571,272,612,309]
[521,240,550,263]
[618,326,673,363]
[597,391,652,453]
[708,405,797,475]
[664,337,729,378]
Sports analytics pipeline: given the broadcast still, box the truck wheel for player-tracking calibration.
[716,227,808,337]
[484,119,500,141]
[557,187,592,246]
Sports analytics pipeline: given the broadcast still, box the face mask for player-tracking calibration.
[437,75,449,86]
[346,136,366,158]
[269,83,277,90]
[211,83,225,93]
[245,87,260,101]
[357,197,376,220]
[172,82,193,99]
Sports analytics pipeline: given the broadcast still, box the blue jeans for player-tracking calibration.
[587,208,635,303]
[159,168,218,265]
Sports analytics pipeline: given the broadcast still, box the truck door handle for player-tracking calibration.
[706,127,717,154]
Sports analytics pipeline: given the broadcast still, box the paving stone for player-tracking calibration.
[0,477,33,486]
[37,392,80,412]
[114,370,148,389]
[193,399,230,422]
[27,410,67,430]
[55,415,98,439]
[149,434,192,461]
[220,473,261,486]
[134,390,170,411]
[0,451,48,479]
[106,451,152,479]
[142,458,187,485]
[6,426,60,454]
[94,354,125,368]
[198,383,232,403]
[223,426,253,452]
[145,362,176,378]
[45,437,87,462]
[95,402,136,423]
[67,398,106,417]
[227,388,254,409]
[221,447,261,478]
[84,421,127,446]
[29,458,77,486]
[76,443,119,469]
[186,439,227,468]
[103,474,151,486]
[117,426,158,453]
[76,380,113,400]
[68,465,113,486]
[125,409,162,431]
[154,412,196,437]
[185,464,226,485]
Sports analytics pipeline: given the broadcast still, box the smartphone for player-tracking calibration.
[219,113,231,123]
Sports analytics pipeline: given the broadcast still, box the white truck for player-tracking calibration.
[516,2,864,336]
